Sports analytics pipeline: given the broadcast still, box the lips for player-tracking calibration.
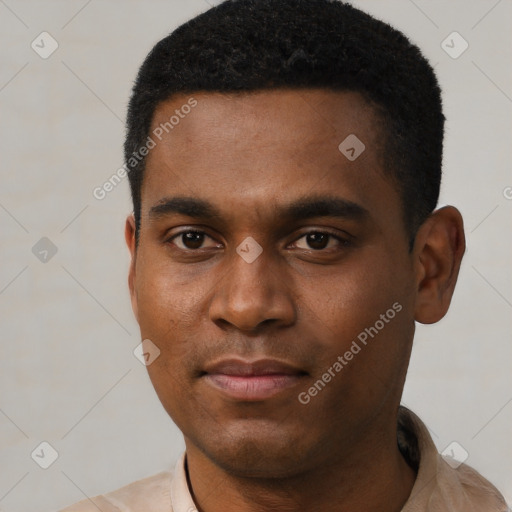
[202,358,307,401]
[203,358,305,376]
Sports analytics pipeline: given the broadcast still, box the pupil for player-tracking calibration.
[184,232,204,249]
[307,233,328,250]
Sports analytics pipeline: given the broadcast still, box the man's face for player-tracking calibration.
[127,89,418,477]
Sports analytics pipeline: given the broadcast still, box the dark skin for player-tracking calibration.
[125,89,465,512]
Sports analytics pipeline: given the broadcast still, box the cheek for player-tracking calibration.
[300,251,414,387]
[135,267,200,424]
[133,264,200,400]
[134,257,203,334]
[304,257,402,333]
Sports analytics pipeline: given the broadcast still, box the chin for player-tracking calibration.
[190,420,316,479]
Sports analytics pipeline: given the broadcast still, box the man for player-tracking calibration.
[61,0,507,510]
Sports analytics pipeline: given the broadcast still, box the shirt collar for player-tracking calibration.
[169,406,503,512]
[170,452,197,512]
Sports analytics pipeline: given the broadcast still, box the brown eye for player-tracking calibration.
[293,231,350,251]
[306,233,329,249]
[169,230,218,251]
[180,232,205,249]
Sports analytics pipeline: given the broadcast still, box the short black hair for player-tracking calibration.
[125,0,444,247]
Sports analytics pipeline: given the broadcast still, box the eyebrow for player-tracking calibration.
[149,196,222,220]
[148,195,368,222]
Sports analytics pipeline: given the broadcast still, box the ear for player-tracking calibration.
[125,213,139,323]
[413,206,466,324]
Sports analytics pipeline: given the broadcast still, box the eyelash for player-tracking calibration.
[165,229,352,252]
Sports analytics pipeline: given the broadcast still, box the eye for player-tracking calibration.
[292,231,349,251]
[167,230,220,251]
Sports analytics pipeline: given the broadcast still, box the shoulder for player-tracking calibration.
[399,407,508,511]
[436,456,509,511]
[57,470,173,512]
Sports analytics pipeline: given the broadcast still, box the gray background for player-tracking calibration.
[0,0,511,510]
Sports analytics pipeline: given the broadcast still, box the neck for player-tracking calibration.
[184,414,417,512]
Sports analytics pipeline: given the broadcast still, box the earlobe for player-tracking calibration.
[125,214,139,323]
[413,206,466,324]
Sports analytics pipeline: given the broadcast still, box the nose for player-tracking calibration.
[208,244,296,333]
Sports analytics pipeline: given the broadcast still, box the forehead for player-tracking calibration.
[149,88,383,158]
[141,89,397,224]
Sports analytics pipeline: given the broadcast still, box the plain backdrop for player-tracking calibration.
[0,1,511,510]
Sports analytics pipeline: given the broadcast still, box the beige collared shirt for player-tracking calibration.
[59,408,508,512]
